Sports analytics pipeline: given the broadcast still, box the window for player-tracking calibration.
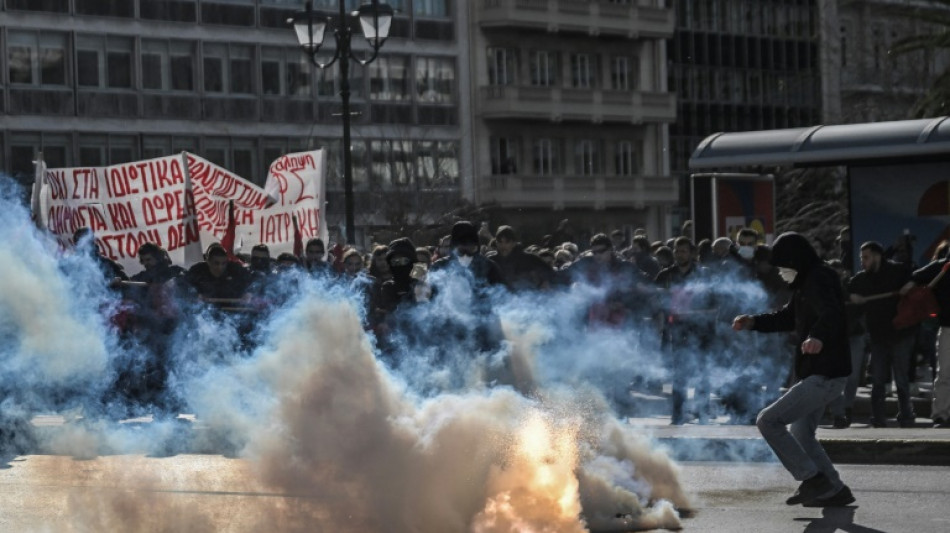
[611,56,636,91]
[232,139,258,183]
[201,0,255,27]
[371,140,413,187]
[9,133,70,180]
[203,43,254,94]
[262,48,311,97]
[76,35,133,89]
[532,138,558,176]
[416,140,459,188]
[75,0,134,17]
[415,57,455,103]
[574,140,601,176]
[369,55,409,101]
[317,63,364,98]
[490,137,519,175]
[488,47,517,86]
[8,31,67,86]
[414,0,449,17]
[615,141,638,176]
[141,0,197,22]
[530,50,557,87]
[142,40,196,91]
[571,53,595,88]
[6,0,68,13]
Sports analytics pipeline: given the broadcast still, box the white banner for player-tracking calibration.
[31,150,327,275]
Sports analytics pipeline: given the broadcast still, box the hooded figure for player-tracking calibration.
[377,237,420,316]
[755,232,851,380]
[732,231,855,508]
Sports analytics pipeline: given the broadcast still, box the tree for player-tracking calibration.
[886,0,950,118]
[774,166,848,258]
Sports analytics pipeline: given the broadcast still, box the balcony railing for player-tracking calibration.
[479,0,675,39]
[479,85,676,124]
[479,173,677,210]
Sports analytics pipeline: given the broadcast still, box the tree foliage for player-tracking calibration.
[774,167,848,258]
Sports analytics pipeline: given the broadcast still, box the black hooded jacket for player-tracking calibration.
[750,232,851,380]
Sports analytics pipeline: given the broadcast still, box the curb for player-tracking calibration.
[656,435,950,466]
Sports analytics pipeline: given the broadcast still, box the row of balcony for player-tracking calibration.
[479,86,676,124]
[479,0,675,39]
[4,88,457,126]
[479,173,678,210]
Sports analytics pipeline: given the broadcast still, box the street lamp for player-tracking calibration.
[290,0,393,245]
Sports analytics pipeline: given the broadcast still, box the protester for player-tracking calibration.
[184,243,253,302]
[490,225,553,291]
[732,232,855,507]
[848,241,916,428]
[303,238,332,276]
[910,247,950,428]
[656,236,715,425]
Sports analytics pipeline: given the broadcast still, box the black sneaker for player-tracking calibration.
[785,489,805,505]
[803,485,855,507]
[796,473,835,503]
[934,418,950,428]
[832,415,850,429]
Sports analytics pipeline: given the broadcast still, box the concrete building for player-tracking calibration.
[821,0,948,124]
[1,0,679,246]
[468,0,678,243]
[668,1,823,173]
[0,0,464,246]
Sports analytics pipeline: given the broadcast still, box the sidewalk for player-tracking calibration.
[623,376,950,466]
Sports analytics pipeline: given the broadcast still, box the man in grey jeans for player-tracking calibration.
[733,232,855,507]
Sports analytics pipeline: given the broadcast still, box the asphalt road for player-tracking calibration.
[671,462,950,533]
[0,455,946,532]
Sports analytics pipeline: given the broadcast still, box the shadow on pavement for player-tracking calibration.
[796,507,888,533]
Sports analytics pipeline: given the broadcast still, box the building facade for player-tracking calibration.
[822,0,947,124]
[0,0,464,246]
[467,0,678,243]
[668,0,823,171]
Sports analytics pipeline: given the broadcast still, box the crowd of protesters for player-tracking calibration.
[64,218,949,430]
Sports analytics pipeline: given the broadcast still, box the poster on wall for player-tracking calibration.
[691,173,776,244]
[849,161,950,271]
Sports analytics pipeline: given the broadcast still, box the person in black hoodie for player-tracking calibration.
[733,232,855,508]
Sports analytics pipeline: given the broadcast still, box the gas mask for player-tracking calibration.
[778,267,798,284]
[737,246,755,260]
[457,255,474,267]
[388,255,414,281]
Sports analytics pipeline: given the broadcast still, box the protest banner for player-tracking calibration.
[31,150,327,275]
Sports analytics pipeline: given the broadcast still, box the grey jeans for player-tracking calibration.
[757,374,847,490]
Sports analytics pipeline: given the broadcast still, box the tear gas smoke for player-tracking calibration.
[1,174,784,531]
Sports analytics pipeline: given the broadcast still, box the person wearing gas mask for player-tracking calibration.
[733,232,855,508]
[429,221,506,357]
[430,221,505,287]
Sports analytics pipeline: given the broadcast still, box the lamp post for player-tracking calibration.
[290,0,393,245]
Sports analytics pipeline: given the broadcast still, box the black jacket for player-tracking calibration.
[750,233,851,380]
[490,244,553,290]
[848,259,912,341]
[184,261,253,300]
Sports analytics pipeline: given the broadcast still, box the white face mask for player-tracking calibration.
[778,267,798,284]
[738,245,755,260]
[457,255,473,267]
